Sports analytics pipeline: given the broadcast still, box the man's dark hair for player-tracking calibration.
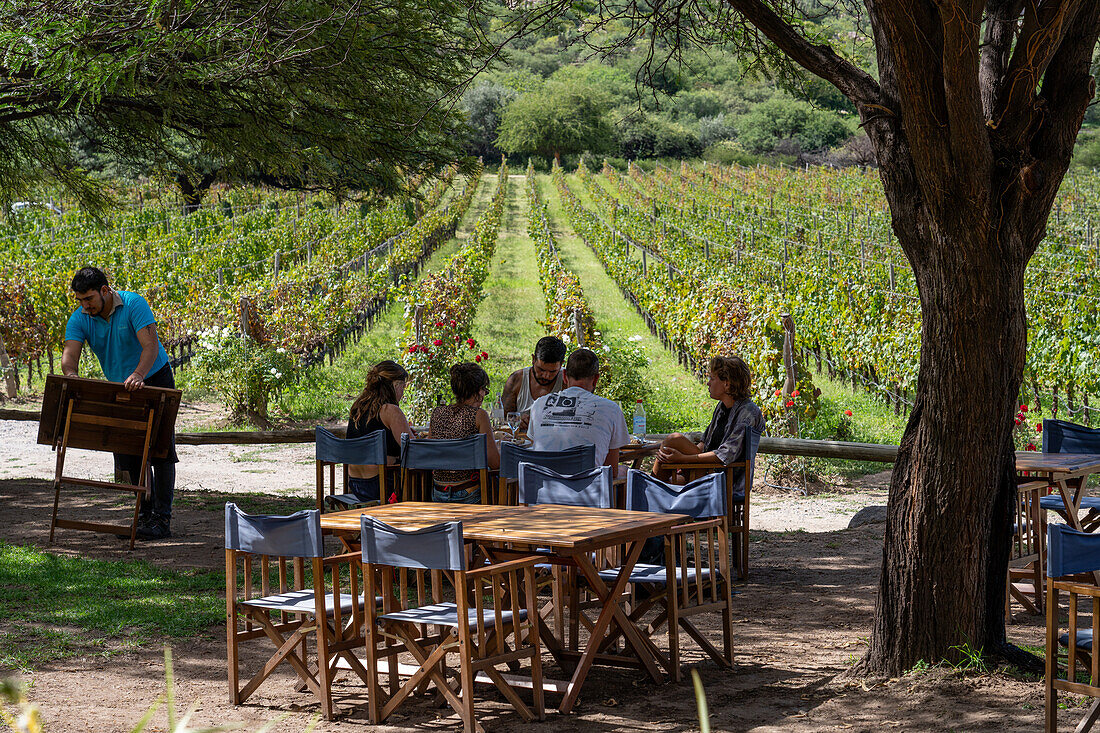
[71,267,109,293]
[450,362,489,402]
[565,348,600,381]
[534,336,567,365]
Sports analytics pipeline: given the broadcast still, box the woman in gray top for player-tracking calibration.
[653,355,765,496]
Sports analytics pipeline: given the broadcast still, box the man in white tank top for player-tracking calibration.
[501,336,567,423]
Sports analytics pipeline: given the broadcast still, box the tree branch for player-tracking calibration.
[980,0,1024,119]
[722,0,881,107]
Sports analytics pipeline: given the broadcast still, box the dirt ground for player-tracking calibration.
[0,416,1078,732]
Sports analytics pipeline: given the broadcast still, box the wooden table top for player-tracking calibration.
[1015,451,1100,476]
[320,502,686,551]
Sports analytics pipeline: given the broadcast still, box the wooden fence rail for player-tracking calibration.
[0,408,899,462]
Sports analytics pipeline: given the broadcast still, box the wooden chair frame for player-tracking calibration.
[316,460,399,512]
[1008,479,1047,621]
[659,458,754,579]
[1046,577,1100,732]
[362,558,544,732]
[225,548,368,720]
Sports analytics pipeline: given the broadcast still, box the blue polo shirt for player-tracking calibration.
[64,290,170,383]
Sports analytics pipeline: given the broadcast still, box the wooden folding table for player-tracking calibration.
[321,502,686,713]
[38,375,180,549]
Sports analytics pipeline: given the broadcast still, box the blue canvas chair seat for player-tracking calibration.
[498,444,595,505]
[360,516,543,731]
[1045,522,1100,732]
[598,563,713,585]
[225,503,368,720]
[379,602,528,628]
[591,470,733,681]
[315,426,391,512]
[400,433,490,504]
[1040,495,1100,512]
[1059,630,1094,651]
[241,589,373,616]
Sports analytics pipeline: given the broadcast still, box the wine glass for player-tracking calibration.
[506,411,521,438]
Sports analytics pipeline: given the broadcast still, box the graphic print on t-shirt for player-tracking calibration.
[540,393,597,427]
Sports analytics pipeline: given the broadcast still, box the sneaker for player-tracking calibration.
[136,517,171,540]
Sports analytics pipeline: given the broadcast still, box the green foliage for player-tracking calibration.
[618,115,704,160]
[497,81,615,161]
[1073,132,1100,168]
[0,0,493,207]
[461,82,518,159]
[191,331,297,424]
[735,97,851,154]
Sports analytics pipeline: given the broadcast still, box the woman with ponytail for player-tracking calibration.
[345,360,415,502]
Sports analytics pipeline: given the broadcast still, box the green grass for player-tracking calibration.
[471,174,547,394]
[0,543,223,671]
[175,490,312,514]
[539,174,713,434]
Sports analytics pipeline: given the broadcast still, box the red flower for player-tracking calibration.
[774,389,782,397]
[454,335,461,342]
[1020,404,1029,413]
[844,409,853,417]
[1014,418,1022,426]
[435,321,444,328]
[466,338,476,348]
[791,390,800,397]
[480,351,488,360]
[449,320,457,327]
[1036,423,1043,432]
[1026,443,1037,451]
[408,344,418,353]
[474,355,482,362]
[785,400,794,408]
[432,339,443,346]
[1015,413,1024,421]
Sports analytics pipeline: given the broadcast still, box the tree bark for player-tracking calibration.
[177,171,218,214]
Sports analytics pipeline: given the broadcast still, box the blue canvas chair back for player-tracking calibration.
[224,503,323,558]
[500,443,596,481]
[315,426,387,465]
[1043,419,1100,455]
[1048,522,1100,578]
[400,433,488,471]
[517,463,612,508]
[624,469,726,520]
[360,516,465,571]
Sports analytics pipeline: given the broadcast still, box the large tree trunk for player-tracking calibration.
[177,171,218,215]
[862,219,1028,674]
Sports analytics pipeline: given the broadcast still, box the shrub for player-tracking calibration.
[191,328,296,427]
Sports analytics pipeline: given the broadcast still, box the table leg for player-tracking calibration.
[559,540,662,714]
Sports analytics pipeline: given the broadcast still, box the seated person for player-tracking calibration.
[501,336,567,430]
[527,348,629,475]
[346,360,416,504]
[427,362,501,504]
[653,355,765,495]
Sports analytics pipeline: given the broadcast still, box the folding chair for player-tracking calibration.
[517,463,614,649]
[1040,420,1100,531]
[516,463,613,508]
[596,470,733,680]
[1008,479,1047,621]
[400,434,490,503]
[1045,523,1100,732]
[360,516,543,732]
[315,426,395,511]
[497,444,596,506]
[659,425,761,579]
[224,503,368,720]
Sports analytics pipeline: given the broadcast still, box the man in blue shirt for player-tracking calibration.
[61,267,178,541]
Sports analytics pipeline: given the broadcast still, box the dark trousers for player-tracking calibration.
[114,365,178,520]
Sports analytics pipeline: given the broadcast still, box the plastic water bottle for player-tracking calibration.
[632,399,647,440]
[491,395,505,428]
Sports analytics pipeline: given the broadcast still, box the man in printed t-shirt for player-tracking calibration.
[61,266,178,541]
[527,348,629,474]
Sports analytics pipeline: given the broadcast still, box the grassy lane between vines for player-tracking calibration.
[272,174,497,424]
[470,174,546,394]
[538,174,713,434]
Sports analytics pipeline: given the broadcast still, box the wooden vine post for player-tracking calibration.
[781,313,798,436]
[0,334,16,398]
[573,309,584,347]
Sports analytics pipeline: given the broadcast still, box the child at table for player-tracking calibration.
[427,362,500,503]
[653,354,765,495]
